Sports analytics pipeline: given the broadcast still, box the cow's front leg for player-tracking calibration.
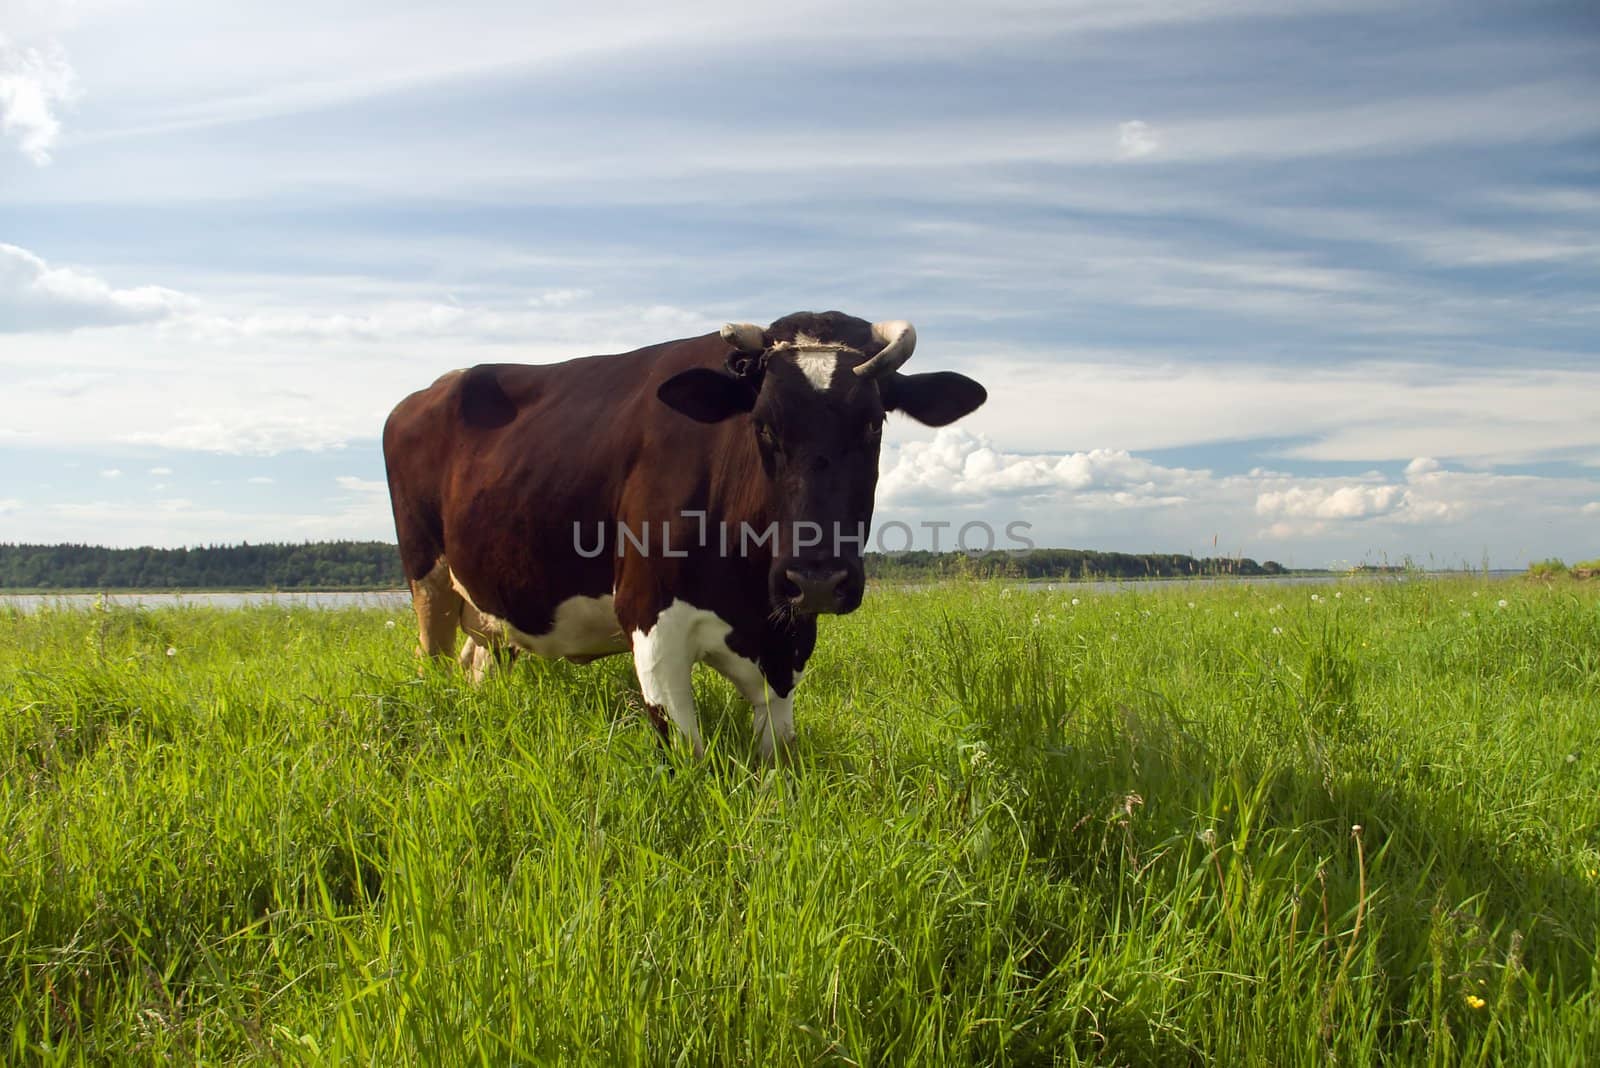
[631,614,704,758]
[704,649,796,764]
[750,685,796,764]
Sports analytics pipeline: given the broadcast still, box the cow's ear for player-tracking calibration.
[658,368,757,424]
[880,371,987,427]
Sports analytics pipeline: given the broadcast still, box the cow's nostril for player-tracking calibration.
[779,572,804,601]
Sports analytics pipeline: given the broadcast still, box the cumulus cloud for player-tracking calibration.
[0,243,193,332]
[870,428,1600,562]
[1404,456,1441,478]
[1255,484,1405,521]
[0,32,76,164]
[1117,119,1161,159]
[879,428,1198,508]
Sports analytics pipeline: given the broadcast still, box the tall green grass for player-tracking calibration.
[3,579,1598,1064]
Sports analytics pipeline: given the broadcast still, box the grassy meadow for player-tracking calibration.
[3,578,1599,1064]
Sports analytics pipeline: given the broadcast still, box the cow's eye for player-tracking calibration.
[863,421,883,443]
[755,421,780,451]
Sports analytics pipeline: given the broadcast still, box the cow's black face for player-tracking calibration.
[749,352,886,616]
[657,319,987,618]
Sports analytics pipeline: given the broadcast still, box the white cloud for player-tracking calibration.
[1255,484,1404,521]
[148,466,172,476]
[334,475,388,494]
[99,468,121,479]
[0,31,77,164]
[1405,457,1440,478]
[246,476,275,484]
[0,243,193,332]
[1117,120,1160,159]
[1583,502,1600,516]
[880,428,1198,508]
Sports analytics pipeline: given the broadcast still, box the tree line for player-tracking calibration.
[0,542,408,591]
[864,548,1286,580]
[1,541,1286,590]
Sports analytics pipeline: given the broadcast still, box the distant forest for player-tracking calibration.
[0,542,407,591]
[0,542,1288,591]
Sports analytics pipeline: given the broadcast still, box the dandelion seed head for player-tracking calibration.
[165,647,177,657]
[1070,597,1080,606]
[385,620,397,629]
[1497,599,1508,608]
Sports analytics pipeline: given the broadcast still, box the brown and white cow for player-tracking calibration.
[382,310,986,760]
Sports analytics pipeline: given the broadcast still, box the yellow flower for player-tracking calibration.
[1465,995,1487,1010]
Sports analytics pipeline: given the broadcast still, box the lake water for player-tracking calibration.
[1,572,1516,614]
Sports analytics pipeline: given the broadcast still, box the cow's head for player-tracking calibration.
[657,310,986,617]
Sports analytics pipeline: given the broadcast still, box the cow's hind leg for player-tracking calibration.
[458,603,518,683]
[410,558,462,662]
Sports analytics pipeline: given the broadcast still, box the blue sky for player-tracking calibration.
[2,0,1597,567]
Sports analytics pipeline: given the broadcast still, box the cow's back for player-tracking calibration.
[382,333,731,635]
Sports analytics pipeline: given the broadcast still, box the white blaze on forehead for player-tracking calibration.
[786,349,843,392]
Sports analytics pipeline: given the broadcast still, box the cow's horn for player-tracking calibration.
[853,320,917,378]
[720,322,767,354]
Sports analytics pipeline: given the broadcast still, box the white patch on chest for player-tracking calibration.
[450,569,626,660]
[631,599,733,685]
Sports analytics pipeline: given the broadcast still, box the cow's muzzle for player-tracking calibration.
[781,567,852,615]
